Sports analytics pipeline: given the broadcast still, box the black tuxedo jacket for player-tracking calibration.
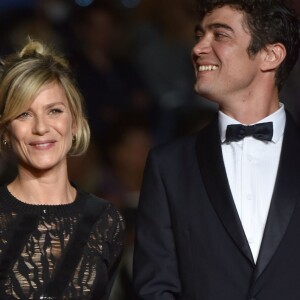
[133,112,300,300]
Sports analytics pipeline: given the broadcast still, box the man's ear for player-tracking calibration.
[261,43,286,72]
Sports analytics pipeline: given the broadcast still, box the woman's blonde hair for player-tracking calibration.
[0,39,90,156]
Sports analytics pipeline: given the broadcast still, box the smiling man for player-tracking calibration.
[133,0,300,299]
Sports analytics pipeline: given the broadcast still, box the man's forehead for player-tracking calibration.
[199,6,246,29]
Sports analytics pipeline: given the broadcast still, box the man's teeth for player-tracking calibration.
[198,65,218,72]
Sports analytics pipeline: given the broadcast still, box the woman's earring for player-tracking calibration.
[2,139,10,147]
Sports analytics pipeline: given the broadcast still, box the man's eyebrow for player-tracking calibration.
[209,23,234,32]
[194,23,234,33]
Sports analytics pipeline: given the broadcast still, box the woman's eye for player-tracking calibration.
[50,108,63,115]
[16,112,30,119]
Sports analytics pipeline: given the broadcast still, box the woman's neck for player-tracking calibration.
[8,171,76,205]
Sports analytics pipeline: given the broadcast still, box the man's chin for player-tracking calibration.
[194,86,217,102]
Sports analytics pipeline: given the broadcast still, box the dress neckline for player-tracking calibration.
[0,185,85,215]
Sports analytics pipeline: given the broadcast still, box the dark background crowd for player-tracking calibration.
[0,0,299,298]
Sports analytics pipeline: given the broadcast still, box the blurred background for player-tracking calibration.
[0,0,299,299]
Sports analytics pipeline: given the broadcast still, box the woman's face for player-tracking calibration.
[5,82,75,174]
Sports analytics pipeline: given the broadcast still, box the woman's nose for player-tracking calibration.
[32,115,50,135]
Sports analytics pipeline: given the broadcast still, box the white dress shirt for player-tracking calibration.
[219,104,286,262]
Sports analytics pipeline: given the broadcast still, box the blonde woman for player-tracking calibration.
[0,40,124,299]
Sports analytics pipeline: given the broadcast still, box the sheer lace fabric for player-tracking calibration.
[0,186,124,299]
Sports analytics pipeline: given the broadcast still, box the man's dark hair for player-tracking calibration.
[197,0,300,90]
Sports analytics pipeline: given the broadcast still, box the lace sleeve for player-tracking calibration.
[93,204,125,300]
[105,204,125,273]
[88,203,125,272]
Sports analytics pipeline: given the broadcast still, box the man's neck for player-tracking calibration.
[218,87,280,124]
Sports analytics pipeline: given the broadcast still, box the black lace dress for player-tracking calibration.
[0,185,125,300]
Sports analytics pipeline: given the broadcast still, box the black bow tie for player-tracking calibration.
[225,122,273,142]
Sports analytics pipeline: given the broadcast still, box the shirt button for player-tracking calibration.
[247,155,253,161]
[247,194,252,200]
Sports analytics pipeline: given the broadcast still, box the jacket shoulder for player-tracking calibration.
[150,134,198,161]
[150,117,217,162]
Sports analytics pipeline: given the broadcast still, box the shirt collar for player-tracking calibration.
[218,103,286,143]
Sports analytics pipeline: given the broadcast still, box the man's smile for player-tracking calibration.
[198,65,219,72]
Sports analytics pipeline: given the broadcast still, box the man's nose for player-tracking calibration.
[192,35,212,57]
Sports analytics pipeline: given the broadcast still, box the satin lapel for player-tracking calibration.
[196,117,254,265]
[254,113,300,281]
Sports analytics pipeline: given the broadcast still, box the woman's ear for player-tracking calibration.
[71,121,78,140]
[2,128,9,141]
[261,43,286,72]
[72,122,77,134]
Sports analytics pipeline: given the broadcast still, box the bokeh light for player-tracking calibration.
[75,0,94,7]
[121,0,140,9]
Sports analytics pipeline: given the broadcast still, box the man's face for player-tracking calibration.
[191,5,264,104]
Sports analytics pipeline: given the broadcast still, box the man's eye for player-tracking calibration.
[215,32,228,40]
[194,31,204,42]
[195,35,203,42]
